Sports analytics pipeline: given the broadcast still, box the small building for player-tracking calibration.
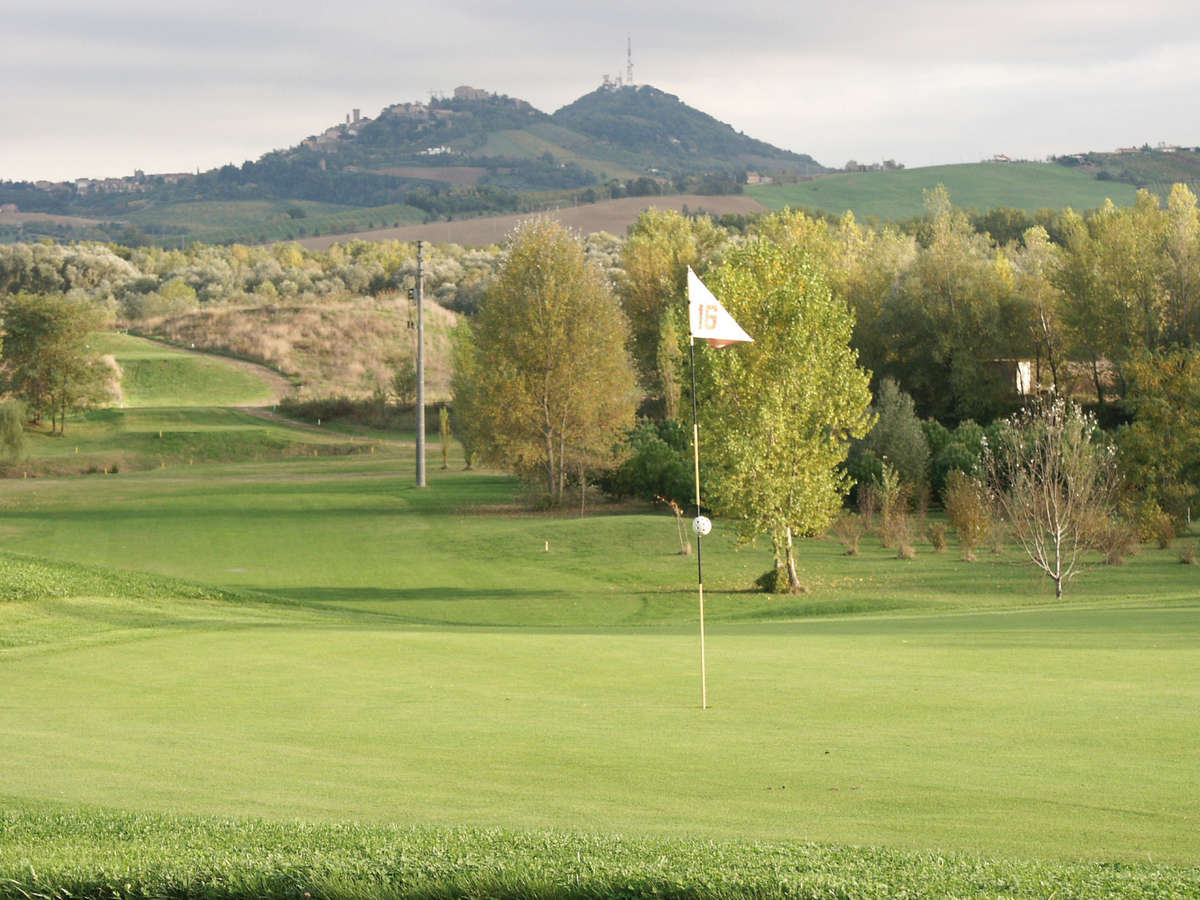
[453,85,491,101]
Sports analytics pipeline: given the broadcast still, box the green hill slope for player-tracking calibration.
[748,162,1142,220]
[94,333,285,407]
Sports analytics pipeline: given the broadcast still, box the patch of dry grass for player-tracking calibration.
[137,295,457,400]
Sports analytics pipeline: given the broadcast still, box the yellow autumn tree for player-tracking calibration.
[465,219,638,506]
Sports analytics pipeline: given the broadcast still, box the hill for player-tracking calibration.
[550,85,822,177]
[748,162,1142,220]
[1056,146,1200,196]
[0,84,822,247]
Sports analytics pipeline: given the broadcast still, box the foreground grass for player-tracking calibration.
[3,810,1197,900]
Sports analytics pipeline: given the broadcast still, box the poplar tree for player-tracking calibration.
[697,239,873,591]
[466,219,638,505]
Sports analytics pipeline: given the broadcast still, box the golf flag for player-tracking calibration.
[688,267,753,348]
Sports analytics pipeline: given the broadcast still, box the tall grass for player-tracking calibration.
[2,808,1196,900]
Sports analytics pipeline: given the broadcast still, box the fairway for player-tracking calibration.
[2,448,1199,871]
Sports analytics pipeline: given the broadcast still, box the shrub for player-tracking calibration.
[927,521,948,552]
[897,540,916,560]
[857,482,879,534]
[989,521,1007,554]
[932,441,977,499]
[1094,520,1140,566]
[754,566,788,593]
[862,378,930,488]
[598,420,691,506]
[1180,541,1197,565]
[1134,501,1177,549]
[878,463,912,549]
[943,470,991,561]
[846,448,883,507]
[1153,515,1177,550]
[831,512,865,556]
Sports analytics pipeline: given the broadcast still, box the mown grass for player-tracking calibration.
[748,162,1141,220]
[93,333,283,407]
[2,808,1197,900]
[1,453,1199,866]
[0,550,332,654]
[4,407,380,477]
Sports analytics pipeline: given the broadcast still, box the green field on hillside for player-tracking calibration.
[120,199,427,244]
[483,128,644,182]
[748,163,1142,220]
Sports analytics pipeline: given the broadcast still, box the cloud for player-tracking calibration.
[2,0,1198,180]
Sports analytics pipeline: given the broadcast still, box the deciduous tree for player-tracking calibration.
[697,239,873,591]
[986,397,1120,598]
[1118,349,1200,523]
[1,292,113,434]
[619,209,726,405]
[465,219,638,505]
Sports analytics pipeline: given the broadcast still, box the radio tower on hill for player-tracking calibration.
[626,34,634,86]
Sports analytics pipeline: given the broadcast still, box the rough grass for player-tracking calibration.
[748,162,1142,220]
[2,808,1197,900]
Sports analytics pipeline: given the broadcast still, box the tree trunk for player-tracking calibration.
[579,460,586,518]
[1091,356,1106,408]
[544,431,556,501]
[785,526,802,591]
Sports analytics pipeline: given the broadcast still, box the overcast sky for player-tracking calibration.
[4,0,1199,182]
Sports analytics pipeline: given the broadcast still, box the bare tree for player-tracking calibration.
[986,396,1120,598]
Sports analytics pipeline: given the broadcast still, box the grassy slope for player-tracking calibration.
[6,337,370,475]
[1,451,1198,868]
[94,332,281,407]
[748,162,1142,220]
[483,129,645,182]
[140,299,457,401]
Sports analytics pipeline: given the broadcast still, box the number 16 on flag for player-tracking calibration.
[688,268,753,348]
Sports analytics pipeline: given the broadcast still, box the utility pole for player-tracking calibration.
[415,240,427,487]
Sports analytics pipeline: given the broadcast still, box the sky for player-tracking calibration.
[4,0,1200,183]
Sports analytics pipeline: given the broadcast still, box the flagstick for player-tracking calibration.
[689,335,708,710]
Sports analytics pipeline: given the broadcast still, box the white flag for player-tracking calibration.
[688,267,753,348]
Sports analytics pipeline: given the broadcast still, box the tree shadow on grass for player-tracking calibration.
[247,586,569,626]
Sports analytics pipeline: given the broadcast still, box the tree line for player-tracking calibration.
[2,186,1197,591]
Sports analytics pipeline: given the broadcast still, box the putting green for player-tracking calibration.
[2,605,1197,861]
